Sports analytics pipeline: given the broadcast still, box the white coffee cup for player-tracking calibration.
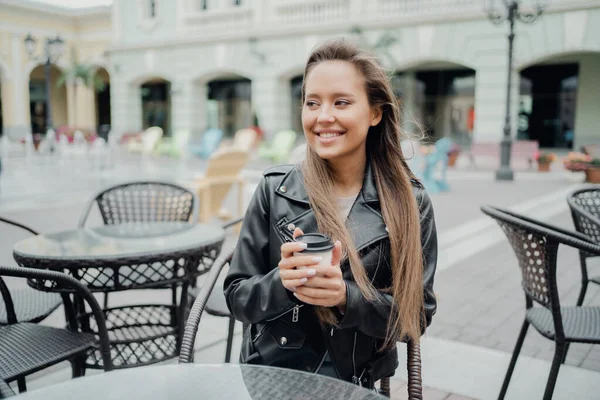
[293,233,334,270]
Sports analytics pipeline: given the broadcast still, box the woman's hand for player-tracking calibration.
[278,227,323,292]
[293,234,347,310]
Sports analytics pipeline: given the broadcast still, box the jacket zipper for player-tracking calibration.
[351,332,359,385]
[266,304,303,322]
[314,350,328,373]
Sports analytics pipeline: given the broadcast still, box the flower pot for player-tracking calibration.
[585,167,600,183]
[537,162,551,172]
[447,152,459,167]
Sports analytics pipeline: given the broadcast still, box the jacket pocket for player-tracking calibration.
[253,319,318,372]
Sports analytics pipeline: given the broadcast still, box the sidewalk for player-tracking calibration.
[1,152,598,399]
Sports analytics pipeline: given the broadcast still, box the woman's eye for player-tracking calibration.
[336,100,350,106]
[305,101,319,107]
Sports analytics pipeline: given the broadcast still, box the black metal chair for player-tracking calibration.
[481,205,600,400]
[187,217,243,363]
[567,187,600,305]
[0,265,113,394]
[0,379,14,399]
[0,217,61,325]
[78,180,199,227]
[78,181,200,309]
[178,245,422,399]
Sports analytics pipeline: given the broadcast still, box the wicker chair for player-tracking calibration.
[187,217,243,363]
[0,379,14,399]
[567,187,600,305]
[481,205,600,400]
[78,181,199,227]
[0,265,113,394]
[178,246,423,399]
[0,217,61,325]
[78,181,200,308]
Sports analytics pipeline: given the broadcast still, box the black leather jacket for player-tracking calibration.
[224,161,437,388]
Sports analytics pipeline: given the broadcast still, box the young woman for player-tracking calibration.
[224,38,437,389]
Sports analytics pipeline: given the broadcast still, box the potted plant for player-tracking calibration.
[534,151,557,172]
[447,143,461,167]
[563,152,591,172]
[586,158,600,183]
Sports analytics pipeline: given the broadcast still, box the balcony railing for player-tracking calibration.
[178,0,600,34]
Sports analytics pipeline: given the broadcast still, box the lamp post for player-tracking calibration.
[486,0,548,181]
[24,33,65,133]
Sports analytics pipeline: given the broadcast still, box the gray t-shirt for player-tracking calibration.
[316,194,358,379]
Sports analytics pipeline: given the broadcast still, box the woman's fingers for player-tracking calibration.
[279,268,317,280]
[281,278,309,292]
[278,254,323,270]
[292,227,305,239]
[280,240,307,259]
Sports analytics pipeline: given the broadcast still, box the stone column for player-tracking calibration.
[473,63,518,144]
[170,78,195,135]
[251,74,288,137]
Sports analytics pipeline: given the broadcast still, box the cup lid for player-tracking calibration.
[295,233,334,252]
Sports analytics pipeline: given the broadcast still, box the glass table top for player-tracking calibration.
[13,222,225,261]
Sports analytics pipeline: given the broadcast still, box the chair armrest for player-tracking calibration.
[482,205,600,256]
[406,340,422,400]
[222,217,243,231]
[0,277,16,324]
[0,265,113,372]
[0,217,38,236]
[178,245,236,364]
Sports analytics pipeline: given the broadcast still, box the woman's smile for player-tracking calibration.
[314,129,347,144]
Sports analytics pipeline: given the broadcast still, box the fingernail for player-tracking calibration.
[297,242,308,249]
[312,256,322,263]
[300,277,308,283]
[306,269,316,276]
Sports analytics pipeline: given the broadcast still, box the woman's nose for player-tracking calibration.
[317,108,335,124]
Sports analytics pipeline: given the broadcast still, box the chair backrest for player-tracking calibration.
[79,181,199,227]
[179,245,235,364]
[142,127,163,153]
[434,137,453,155]
[481,205,560,310]
[197,149,249,220]
[567,188,600,243]
[200,128,224,157]
[232,129,257,151]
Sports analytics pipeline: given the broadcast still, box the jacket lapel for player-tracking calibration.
[275,162,389,252]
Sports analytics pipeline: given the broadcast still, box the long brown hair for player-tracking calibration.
[301,38,425,347]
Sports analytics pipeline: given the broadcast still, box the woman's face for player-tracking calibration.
[302,60,381,163]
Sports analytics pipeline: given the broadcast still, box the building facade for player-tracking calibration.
[0,0,110,138]
[1,0,600,150]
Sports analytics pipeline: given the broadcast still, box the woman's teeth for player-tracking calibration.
[320,132,341,138]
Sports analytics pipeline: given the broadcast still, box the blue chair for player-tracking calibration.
[421,138,452,194]
[190,129,223,159]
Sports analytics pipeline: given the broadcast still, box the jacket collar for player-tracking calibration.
[276,159,380,205]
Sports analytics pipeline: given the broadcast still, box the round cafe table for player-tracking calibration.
[12,222,225,370]
[12,364,386,400]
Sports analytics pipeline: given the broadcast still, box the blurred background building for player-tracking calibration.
[0,0,599,149]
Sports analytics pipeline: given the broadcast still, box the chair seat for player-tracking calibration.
[204,288,231,318]
[0,287,62,325]
[0,379,14,398]
[526,306,600,343]
[0,323,97,382]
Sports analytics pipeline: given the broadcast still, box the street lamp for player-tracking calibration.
[485,0,549,181]
[24,33,65,132]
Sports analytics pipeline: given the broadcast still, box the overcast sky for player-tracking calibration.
[31,0,112,8]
